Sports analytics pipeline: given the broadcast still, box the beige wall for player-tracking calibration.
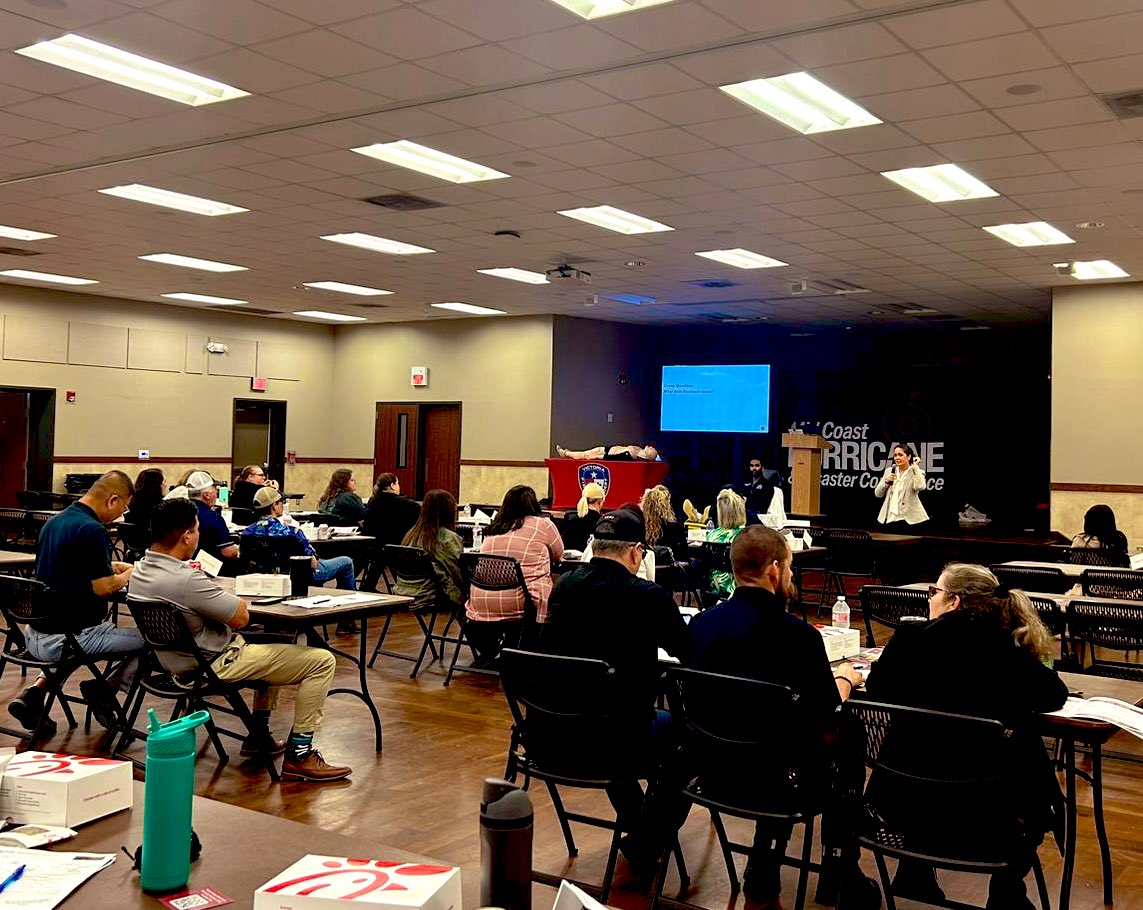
[1051,283,1143,547]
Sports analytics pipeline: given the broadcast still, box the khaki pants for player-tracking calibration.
[211,635,336,734]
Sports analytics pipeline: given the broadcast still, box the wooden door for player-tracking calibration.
[421,404,462,498]
[374,403,420,496]
[0,391,28,506]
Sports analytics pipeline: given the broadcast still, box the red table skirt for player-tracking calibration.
[545,458,669,510]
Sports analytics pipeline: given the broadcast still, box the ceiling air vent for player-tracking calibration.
[1102,90,1143,119]
[0,246,40,257]
[685,278,740,289]
[363,193,444,211]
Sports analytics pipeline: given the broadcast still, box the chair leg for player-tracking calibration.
[1092,744,1112,904]
[600,824,622,904]
[1031,854,1050,910]
[793,816,814,910]
[863,612,877,649]
[410,611,439,679]
[545,781,578,857]
[873,851,896,910]
[444,620,475,687]
[709,810,739,893]
[368,614,396,668]
[649,841,673,910]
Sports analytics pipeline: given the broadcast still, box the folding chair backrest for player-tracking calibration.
[1028,595,1066,638]
[1067,599,1143,659]
[858,585,929,629]
[24,512,53,543]
[117,521,151,556]
[821,528,875,575]
[462,553,535,613]
[383,544,446,602]
[1060,547,1128,568]
[990,564,1071,595]
[126,598,225,686]
[0,574,56,627]
[238,534,306,574]
[230,507,256,527]
[702,540,733,573]
[1080,569,1143,601]
[0,509,27,546]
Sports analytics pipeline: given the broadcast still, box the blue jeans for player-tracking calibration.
[25,622,145,690]
[312,556,355,590]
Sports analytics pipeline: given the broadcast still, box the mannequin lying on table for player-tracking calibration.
[555,444,660,462]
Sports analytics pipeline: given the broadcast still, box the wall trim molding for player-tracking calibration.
[1051,482,1143,494]
[55,456,230,464]
[460,459,547,468]
[294,457,373,465]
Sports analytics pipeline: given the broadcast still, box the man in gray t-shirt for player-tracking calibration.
[129,499,351,783]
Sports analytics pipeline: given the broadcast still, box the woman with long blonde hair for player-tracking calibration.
[560,482,605,551]
[705,489,747,598]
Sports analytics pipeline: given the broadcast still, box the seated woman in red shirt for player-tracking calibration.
[465,485,563,662]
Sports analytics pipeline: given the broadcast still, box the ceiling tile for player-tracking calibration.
[193,47,320,92]
[554,103,667,138]
[503,24,641,70]
[582,63,703,101]
[254,30,396,78]
[958,67,1091,109]
[420,44,552,87]
[593,3,742,52]
[329,7,481,59]
[670,42,796,86]
[155,0,311,43]
[502,80,616,114]
[774,22,907,67]
[1048,143,1143,170]
[863,83,980,121]
[994,96,1113,131]
[922,33,1059,81]
[930,133,1039,160]
[703,0,857,32]
[1039,10,1143,63]
[1024,121,1134,151]
[885,0,1026,49]
[610,127,714,156]
[817,53,947,95]
[340,63,466,101]
[1072,54,1143,94]
[417,0,570,41]
[1007,0,1143,27]
[5,96,130,130]
[632,88,748,126]
[899,110,1009,143]
[254,0,399,25]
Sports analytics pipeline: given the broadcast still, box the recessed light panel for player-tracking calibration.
[546,0,677,18]
[16,34,249,106]
[320,233,434,255]
[695,249,789,269]
[1063,260,1129,280]
[477,268,549,284]
[557,205,673,235]
[351,141,508,184]
[139,253,247,272]
[293,310,366,322]
[720,72,881,135]
[431,302,506,316]
[983,222,1074,247]
[99,184,247,216]
[0,269,97,285]
[881,164,998,202]
[609,294,656,305]
[162,292,246,305]
[0,225,55,241]
[303,281,393,296]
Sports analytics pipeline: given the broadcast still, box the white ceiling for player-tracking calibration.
[0,0,1141,329]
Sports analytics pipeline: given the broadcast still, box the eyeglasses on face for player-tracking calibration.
[928,585,949,597]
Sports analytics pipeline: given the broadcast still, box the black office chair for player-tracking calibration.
[230,507,256,527]
[990,564,1072,595]
[1058,547,1128,568]
[1079,569,1143,601]
[116,520,151,563]
[238,533,308,574]
[500,648,686,903]
[1066,599,1143,682]
[116,598,280,780]
[857,585,930,647]
[654,667,822,910]
[817,529,878,618]
[844,700,1051,910]
[452,553,535,685]
[368,544,453,678]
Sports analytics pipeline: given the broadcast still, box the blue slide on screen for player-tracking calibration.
[660,364,771,433]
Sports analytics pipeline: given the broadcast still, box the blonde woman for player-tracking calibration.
[560,482,604,551]
[865,563,1066,908]
[705,489,747,598]
[641,485,686,557]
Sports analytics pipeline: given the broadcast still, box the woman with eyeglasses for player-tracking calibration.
[228,464,268,513]
[874,443,929,531]
[863,563,1066,909]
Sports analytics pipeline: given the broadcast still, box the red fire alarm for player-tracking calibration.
[251,377,268,392]
[410,366,429,388]
[65,390,76,403]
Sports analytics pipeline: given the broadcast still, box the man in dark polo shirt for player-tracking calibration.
[541,506,690,873]
[688,526,875,910]
[11,471,146,733]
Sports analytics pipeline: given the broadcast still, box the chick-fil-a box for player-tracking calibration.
[254,858,460,910]
[0,750,132,826]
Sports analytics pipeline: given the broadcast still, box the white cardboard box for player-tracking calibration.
[254,856,460,910]
[235,573,292,597]
[0,751,132,827]
[813,625,862,661]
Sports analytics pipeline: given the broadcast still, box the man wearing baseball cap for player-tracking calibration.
[541,506,691,874]
[242,486,357,591]
[185,471,238,564]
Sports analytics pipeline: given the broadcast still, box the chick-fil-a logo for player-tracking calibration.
[8,753,122,778]
[264,860,454,901]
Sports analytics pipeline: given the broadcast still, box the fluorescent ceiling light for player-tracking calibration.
[351,140,508,184]
[0,269,97,285]
[609,294,656,305]
[432,302,506,316]
[162,292,246,305]
[557,205,674,235]
[303,281,393,296]
[293,310,366,322]
[477,267,549,284]
[546,0,677,18]
[720,72,881,135]
[1060,260,1129,280]
[695,249,789,269]
[139,253,247,272]
[881,164,998,203]
[0,224,55,241]
[16,34,248,106]
[902,308,940,316]
[320,233,434,255]
[99,184,247,216]
[982,221,1074,247]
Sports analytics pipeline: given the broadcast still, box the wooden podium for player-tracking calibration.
[782,432,831,516]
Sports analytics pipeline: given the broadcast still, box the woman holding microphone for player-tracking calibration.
[875,443,929,531]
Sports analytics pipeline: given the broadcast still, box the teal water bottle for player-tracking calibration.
[141,708,210,893]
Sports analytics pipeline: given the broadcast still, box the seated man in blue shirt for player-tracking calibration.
[185,471,239,565]
[242,486,356,590]
[13,471,146,733]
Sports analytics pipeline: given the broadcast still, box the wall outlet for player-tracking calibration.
[607,412,614,424]
[138,449,150,460]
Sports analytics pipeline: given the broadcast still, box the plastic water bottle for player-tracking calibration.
[141,708,210,893]
[479,779,533,910]
[832,595,850,630]
[472,524,484,550]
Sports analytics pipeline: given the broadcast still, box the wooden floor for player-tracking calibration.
[4,610,1143,910]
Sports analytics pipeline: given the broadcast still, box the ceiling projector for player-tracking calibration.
[546,264,592,285]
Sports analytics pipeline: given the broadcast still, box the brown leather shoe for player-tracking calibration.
[282,750,351,782]
[240,731,287,756]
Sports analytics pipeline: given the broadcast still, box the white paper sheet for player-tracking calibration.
[1047,696,1143,740]
[0,848,114,909]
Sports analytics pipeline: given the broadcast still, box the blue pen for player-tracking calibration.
[0,863,26,895]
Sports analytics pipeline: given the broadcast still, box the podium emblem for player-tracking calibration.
[578,462,610,494]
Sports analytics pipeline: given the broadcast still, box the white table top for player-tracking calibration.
[0,550,34,567]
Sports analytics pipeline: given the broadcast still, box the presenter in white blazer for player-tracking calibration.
[874,443,929,530]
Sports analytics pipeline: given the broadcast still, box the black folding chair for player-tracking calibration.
[700,540,734,606]
[844,700,1051,910]
[500,648,686,903]
[451,553,535,686]
[116,520,151,563]
[1058,547,1128,568]
[0,509,30,550]
[0,575,134,745]
[857,585,930,647]
[239,533,307,574]
[367,544,451,678]
[654,667,822,910]
[1080,569,1143,601]
[817,529,878,618]
[1066,598,1143,682]
[116,598,280,780]
[990,564,1072,595]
